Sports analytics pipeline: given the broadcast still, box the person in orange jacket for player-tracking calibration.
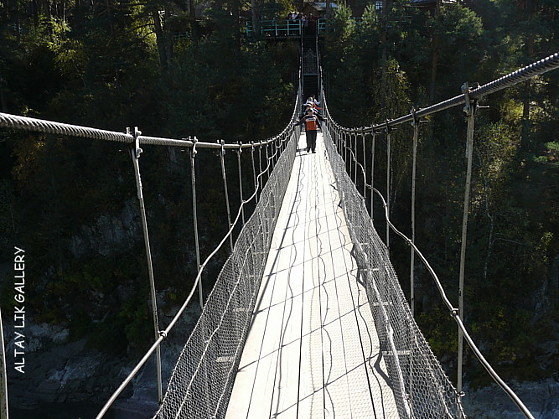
[294,108,325,153]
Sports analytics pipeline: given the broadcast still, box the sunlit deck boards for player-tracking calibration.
[226,133,400,418]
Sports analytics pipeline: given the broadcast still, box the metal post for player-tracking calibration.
[129,127,163,403]
[344,132,349,172]
[410,112,419,317]
[191,138,210,417]
[0,306,8,419]
[334,126,339,153]
[385,122,391,249]
[219,141,234,253]
[236,143,246,226]
[258,142,263,188]
[265,143,270,182]
[370,132,376,220]
[353,131,358,185]
[457,83,476,396]
[337,127,341,154]
[362,130,367,199]
[348,131,353,180]
[190,138,203,308]
[349,132,353,178]
[250,142,259,203]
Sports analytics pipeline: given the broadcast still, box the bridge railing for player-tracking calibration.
[0,69,303,417]
[322,51,559,418]
[322,92,466,419]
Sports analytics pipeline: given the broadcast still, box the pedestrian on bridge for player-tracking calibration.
[295,108,325,153]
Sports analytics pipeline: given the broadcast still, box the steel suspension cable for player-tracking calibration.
[0,113,286,151]
[371,52,559,132]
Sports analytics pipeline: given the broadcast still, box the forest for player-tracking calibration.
[0,0,558,414]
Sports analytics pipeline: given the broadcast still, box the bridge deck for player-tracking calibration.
[226,133,400,418]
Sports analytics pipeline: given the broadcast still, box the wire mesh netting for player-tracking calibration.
[154,128,298,419]
[322,122,466,419]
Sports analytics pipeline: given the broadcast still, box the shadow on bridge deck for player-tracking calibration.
[226,133,400,418]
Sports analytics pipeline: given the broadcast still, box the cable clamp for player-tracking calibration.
[385,119,392,133]
[191,136,198,157]
[462,82,479,116]
[158,330,168,339]
[451,308,460,317]
[128,127,143,159]
[410,107,419,127]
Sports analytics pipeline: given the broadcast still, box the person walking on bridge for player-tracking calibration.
[295,108,325,153]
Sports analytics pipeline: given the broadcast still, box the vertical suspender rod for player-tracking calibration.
[410,111,420,316]
[362,130,367,199]
[219,141,234,253]
[370,132,376,220]
[236,143,246,226]
[129,127,163,403]
[457,83,475,397]
[385,121,391,249]
[251,143,259,203]
[190,138,203,308]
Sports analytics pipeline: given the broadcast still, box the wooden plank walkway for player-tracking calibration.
[226,133,400,419]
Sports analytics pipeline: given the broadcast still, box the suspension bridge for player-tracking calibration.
[0,48,558,418]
